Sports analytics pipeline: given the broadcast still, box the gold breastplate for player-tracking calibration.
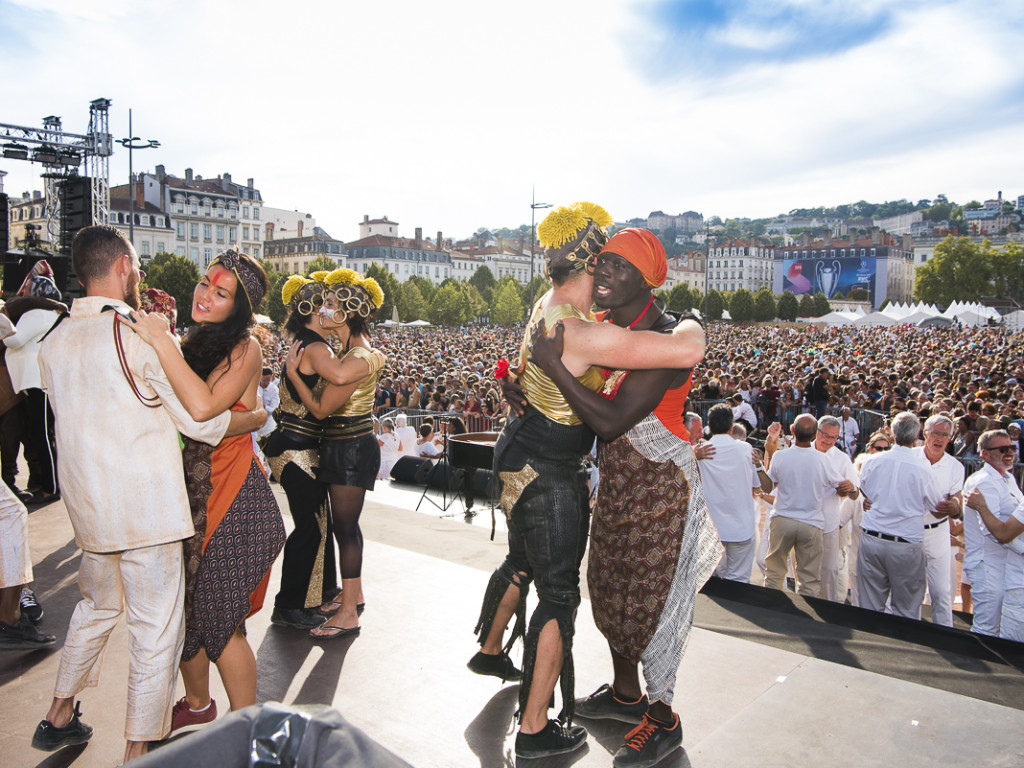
[519,298,603,426]
[333,346,387,417]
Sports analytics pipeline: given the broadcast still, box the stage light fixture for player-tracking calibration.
[2,143,30,160]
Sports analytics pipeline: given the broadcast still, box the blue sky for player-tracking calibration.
[1,0,1023,241]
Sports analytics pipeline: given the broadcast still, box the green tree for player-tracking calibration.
[144,252,201,327]
[847,286,869,302]
[428,283,472,325]
[305,255,338,275]
[667,283,695,313]
[468,265,497,305]
[914,236,993,304]
[730,288,754,322]
[259,260,289,325]
[491,280,524,325]
[525,274,548,309]
[397,281,427,322]
[723,219,743,238]
[408,274,436,304]
[798,293,816,317]
[753,287,776,321]
[813,292,830,316]
[464,283,487,319]
[364,264,399,322]
[777,290,798,321]
[704,289,724,321]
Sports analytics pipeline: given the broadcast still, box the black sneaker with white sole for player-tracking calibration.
[20,587,43,623]
[515,719,588,759]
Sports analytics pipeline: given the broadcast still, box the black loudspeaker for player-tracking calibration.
[425,461,464,491]
[59,175,93,254]
[471,468,497,498]
[390,456,432,484]
[0,193,8,254]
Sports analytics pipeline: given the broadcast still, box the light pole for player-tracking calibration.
[529,188,552,312]
[118,108,159,247]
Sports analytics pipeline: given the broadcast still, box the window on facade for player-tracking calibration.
[229,227,237,243]
[191,202,198,215]
[252,229,259,241]
[157,242,165,253]
[254,246,260,258]
[242,225,250,239]
[203,225,212,241]
[140,241,150,256]
[253,208,260,219]
[243,206,250,218]
[177,200,184,214]
[204,204,211,216]
[230,207,237,219]
[177,246,186,257]
[190,247,199,261]
[203,248,212,267]
[216,225,224,242]
[217,205,224,218]
[190,223,198,240]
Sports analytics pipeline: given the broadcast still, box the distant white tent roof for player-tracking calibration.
[854,311,898,326]
[403,319,431,326]
[816,311,857,326]
[1004,310,1024,332]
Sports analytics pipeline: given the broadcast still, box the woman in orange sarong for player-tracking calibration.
[130,250,285,729]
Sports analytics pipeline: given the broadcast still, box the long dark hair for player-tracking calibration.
[182,256,268,381]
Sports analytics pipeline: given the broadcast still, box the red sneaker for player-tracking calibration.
[170,697,217,732]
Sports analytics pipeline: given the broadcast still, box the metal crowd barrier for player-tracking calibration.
[375,407,494,434]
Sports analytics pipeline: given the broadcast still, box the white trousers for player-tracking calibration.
[923,522,953,627]
[856,533,926,619]
[714,538,756,583]
[819,528,841,602]
[0,482,31,588]
[1000,588,1024,642]
[54,542,185,742]
[966,560,1004,637]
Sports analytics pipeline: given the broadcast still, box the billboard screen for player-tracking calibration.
[783,256,876,301]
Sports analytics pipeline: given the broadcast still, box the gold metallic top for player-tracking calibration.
[279,373,327,418]
[332,346,387,417]
[519,297,603,426]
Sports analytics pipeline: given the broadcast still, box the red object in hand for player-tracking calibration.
[494,358,510,380]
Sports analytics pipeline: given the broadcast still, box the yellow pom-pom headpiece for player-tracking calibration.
[538,201,613,277]
[309,270,330,284]
[325,268,382,320]
[283,272,329,316]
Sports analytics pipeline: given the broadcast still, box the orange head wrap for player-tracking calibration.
[600,228,667,288]
[598,230,667,290]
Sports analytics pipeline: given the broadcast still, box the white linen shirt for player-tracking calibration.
[39,296,230,553]
[766,445,841,529]
[912,446,965,530]
[962,462,1024,573]
[732,400,758,429]
[819,445,857,533]
[4,308,61,392]
[698,433,759,542]
[859,445,943,543]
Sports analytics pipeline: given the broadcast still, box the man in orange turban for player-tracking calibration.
[600,228,668,288]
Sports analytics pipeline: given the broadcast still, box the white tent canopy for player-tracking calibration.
[853,311,898,326]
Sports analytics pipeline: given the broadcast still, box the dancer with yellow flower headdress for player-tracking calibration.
[263,271,340,632]
[285,268,386,639]
[468,203,706,760]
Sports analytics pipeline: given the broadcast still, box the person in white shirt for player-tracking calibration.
[961,429,1024,636]
[394,412,418,457]
[964,482,1024,641]
[857,412,944,619]
[763,414,845,596]
[731,393,757,434]
[415,422,442,459]
[814,416,860,602]
[255,367,279,441]
[839,406,860,459]
[912,415,964,627]
[700,404,772,582]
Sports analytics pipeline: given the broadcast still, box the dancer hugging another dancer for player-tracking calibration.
[129,249,286,730]
[285,268,386,640]
[469,203,706,761]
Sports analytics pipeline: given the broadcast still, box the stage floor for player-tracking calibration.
[3,479,1024,767]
